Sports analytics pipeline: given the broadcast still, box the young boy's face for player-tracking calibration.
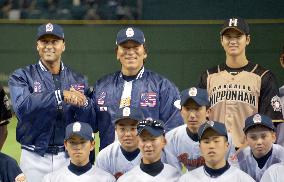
[199,129,228,169]
[138,130,166,164]
[245,126,276,158]
[181,99,208,133]
[115,119,139,152]
[64,134,94,166]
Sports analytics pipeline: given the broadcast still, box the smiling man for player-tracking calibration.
[8,23,95,182]
[198,17,282,150]
[93,27,183,151]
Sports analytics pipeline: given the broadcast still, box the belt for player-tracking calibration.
[46,145,65,155]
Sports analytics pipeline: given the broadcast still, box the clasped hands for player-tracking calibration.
[63,87,87,107]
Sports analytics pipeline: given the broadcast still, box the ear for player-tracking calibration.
[64,140,68,148]
[62,42,66,52]
[143,52,147,60]
[246,35,251,45]
[280,54,284,68]
[90,140,95,151]
[36,42,40,51]
[271,132,277,143]
[206,108,211,120]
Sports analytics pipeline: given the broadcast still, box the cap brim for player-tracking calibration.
[199,126,227,140]
[220,27,246,35]
[181,97,209,106]
[138,126,164,137]
[115,117,140,124]
[116,37,144,45]
[65,133,93,141]
[243,123,275,133]
[37,33,64,40]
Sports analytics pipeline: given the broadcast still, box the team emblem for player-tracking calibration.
[123,107,131,116]
[229,18,238,27]
[73,122,81,132]
[126,28,134,37]
[45,23,53,32]
[174,100,181,109]
[34,81,42,93]
[271,96,282,112]
[253,114,262,123]
[140,92,157,107]
[98,92,106,105]
[188,87,197,97]
[71,83,85,93]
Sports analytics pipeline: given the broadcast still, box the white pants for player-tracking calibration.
[20,149,69,182]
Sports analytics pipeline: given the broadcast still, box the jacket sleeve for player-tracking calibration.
[8,70,58,125]
[259,71,283,120]
[159,79,183,132]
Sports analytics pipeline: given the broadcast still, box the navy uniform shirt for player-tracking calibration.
[0,152,24,182]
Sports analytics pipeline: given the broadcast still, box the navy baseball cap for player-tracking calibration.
[65,122,94,141]
[37,23,64,40]
[243,113,275,133]
[113,107,144,124]
[116,27,145,45]
[180,87,210,106]
[220,17,249,35]
[137,119,165,137]
[198,121,228,141]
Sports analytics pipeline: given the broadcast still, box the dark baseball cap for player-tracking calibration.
[113,107,144,124]
[137,119,165,137]
[243,113,275,133]
[65,122,94,141]
[220,17,249,35]
[37,23,64,40]
[116,27,145,45]
[180,87,209,106]
[198,121,228,141]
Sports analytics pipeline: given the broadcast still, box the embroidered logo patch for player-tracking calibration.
[271,96,282,112]
[140,92,157,107]
[98,92,106,105]
[34,81,42,93]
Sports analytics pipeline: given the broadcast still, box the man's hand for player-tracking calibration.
[63,88,87,107]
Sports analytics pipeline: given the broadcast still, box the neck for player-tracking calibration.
[71,159,89,167]
[205,159,226,169]
[142,156,160,164]
[225,54,248,68]
[121,66,142,76]
[41,60,61,74]
[187,126,198,134]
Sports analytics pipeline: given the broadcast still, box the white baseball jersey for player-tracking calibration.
[117,163,181,182]
[260,162,284,182]
[95,141,142,178]
[237,144,284,182]
[42,165,116,182]
[165,124,237,171]
[178,166,255,182]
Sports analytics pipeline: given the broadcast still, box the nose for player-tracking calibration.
[256,137,263,145]
[188,110,197,119]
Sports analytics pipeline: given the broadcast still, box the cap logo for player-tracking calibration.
[253,114,262,123]
[229,18,238,27]
[206,120,214,127]
[126,28,134,37]
[188,87,197,97]
[123,107,131,116]
[45,23,53,32]
[73,122,81,132]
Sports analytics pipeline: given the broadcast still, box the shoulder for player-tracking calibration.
[181,166,203,180]
[97,142,120,158]
[95,71,120,86]
[165,124,186,141]
[143,69,178,88]
[249,63,271,77]
[228,166,255,180]
[272,144,284,157]
[10,64,38,78]
[0,152,18,166]
[117,166,140,180]
[93,166,116,180]
[63,65,85,80]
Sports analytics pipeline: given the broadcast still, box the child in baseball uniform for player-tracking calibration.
[42,122,115,182]
[237,113,284,182]
[118,119,181,182]
[179,121,255,182]
[260,162,284,182]
[165,87,236,171]
[95,107,144,179]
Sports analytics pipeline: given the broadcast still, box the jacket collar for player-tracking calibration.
[119,66,144,80]
[38,60,65,72]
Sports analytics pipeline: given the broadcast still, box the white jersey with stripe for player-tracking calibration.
[95,141,142,178]
[42,165,116,182]
[260,162,284,182]
[178,166,255,182]
[237,144,284,182]
[164,124,237,171]
[117,163,181,182]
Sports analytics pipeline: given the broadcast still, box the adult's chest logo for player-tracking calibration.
[98,92,107,105]
[33,81,42,93]
[71,83,85,93]
[140,92,157,107]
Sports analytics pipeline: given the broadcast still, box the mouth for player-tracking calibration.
[208,151,216,156]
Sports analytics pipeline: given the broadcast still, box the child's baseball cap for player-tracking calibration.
[180,87,210,107]
[113,107,144,124]
[65,122,94,141]
[243,113,275,133]
[137,119,165,137]
[198,121,228,141]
